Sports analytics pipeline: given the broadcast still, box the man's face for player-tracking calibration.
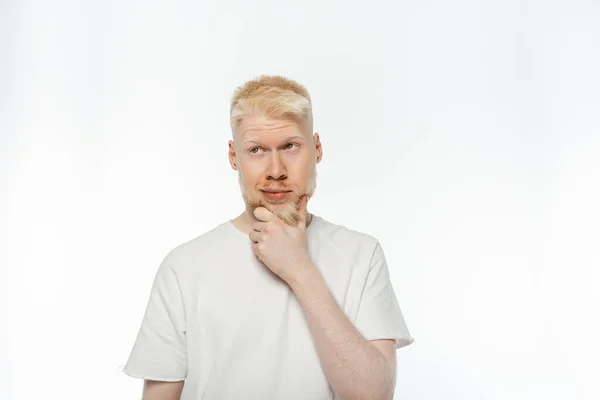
[229,116,322,226]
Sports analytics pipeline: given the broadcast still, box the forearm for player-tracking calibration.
[288,262,395,400]
[142,380,184,400]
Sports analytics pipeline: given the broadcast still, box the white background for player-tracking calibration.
[1,1,599,399]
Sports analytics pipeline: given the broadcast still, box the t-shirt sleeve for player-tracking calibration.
[123,258,188,381]
[354,241,415,349]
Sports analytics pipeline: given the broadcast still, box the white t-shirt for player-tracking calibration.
[123,215,414,399]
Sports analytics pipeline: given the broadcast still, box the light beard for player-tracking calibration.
[239,168,317,226]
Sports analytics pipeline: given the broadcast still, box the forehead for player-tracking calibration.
[236,117,307,143]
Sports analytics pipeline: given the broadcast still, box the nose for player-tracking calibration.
[266,152,287,181]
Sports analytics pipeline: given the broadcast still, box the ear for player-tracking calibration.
[313,133,323,164]
[228,140,238,170]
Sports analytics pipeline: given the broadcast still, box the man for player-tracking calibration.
[123,75,414,400]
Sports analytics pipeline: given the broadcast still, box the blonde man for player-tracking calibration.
[123,75,414,400]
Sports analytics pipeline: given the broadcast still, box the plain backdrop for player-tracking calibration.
[1,0,599,399]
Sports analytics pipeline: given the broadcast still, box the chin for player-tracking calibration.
[245,196,301,226]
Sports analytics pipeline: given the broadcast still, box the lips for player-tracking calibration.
[261,190,292,201]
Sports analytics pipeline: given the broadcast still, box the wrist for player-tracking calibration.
[288,258,319,290]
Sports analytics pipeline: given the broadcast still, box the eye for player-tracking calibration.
[285,143,298,150]
[249,147,262,154]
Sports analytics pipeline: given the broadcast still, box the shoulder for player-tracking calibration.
[312,215,381,260]
[159,221,236,274]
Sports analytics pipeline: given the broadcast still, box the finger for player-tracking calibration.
[297,195,309,228]
[253,207,273,222]
[252,221,267,232]
[248,230,260,243]
[251,242,260,257]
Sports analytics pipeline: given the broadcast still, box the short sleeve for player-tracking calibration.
[123,258,188,381]
[354,241,415,349]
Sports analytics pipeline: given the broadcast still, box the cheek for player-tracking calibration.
[285,151,310,167]
[290,165,313,185]
[239,162,264,184]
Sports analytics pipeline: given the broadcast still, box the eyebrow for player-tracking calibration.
[242,134,305,144]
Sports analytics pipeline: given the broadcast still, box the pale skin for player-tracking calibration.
[142,116,397,400]
[142,380,183,400]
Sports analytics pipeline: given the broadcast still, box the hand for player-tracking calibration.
[249,196,312,284]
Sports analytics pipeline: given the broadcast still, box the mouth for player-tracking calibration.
[261,189,292,193]
[260,190,292,201]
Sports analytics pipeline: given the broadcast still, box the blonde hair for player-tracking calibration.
[230,75,313,135]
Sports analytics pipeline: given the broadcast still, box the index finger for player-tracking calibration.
[252,221,267,232]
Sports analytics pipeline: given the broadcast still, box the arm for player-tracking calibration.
[289,262,397,400]
[142,380,184,400]
[123,261,189,396]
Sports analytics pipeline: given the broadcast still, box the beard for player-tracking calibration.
[239,166,317,226]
